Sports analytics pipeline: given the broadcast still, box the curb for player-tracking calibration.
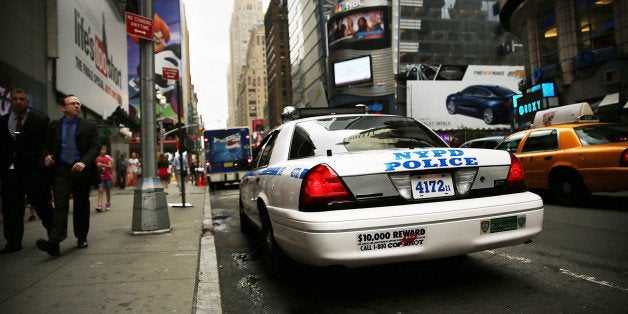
[195,188,222,313]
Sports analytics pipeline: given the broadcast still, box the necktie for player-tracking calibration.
[64,120,78,164]
[15,115,23,133]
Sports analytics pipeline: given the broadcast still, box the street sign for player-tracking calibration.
[125,12,153,41]
[162,67,179,80]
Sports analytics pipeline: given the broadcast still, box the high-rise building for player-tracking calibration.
[228,0,264,127]
[265,0,293,129]
[236,24,267,129]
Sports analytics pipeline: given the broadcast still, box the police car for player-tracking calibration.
[239,108,543,275]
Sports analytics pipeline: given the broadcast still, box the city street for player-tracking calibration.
[210,187,627,313]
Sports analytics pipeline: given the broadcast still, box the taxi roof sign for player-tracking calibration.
[532,102,599,127]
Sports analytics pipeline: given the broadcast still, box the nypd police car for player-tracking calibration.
[239,108,543,275]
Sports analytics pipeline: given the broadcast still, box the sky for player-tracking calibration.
[183,0,270,130]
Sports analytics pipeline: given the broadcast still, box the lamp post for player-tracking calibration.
[131,0,170,234]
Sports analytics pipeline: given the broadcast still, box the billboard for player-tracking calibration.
[407,65,524,130]
[127,0,181,122]
[57,0,128,118]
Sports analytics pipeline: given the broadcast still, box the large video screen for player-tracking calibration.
[327,7,389,51]
[333,55,373,88]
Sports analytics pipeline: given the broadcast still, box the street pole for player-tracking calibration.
[132,0,170,234]
[176,79,189,207]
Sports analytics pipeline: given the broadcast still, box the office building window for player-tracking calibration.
[537,5,559,66]
[575,0,615,51]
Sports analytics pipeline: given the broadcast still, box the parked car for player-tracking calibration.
[459,136,505,149]
[239,107,543,276]
[446,85,517,124]
[495,104,628,205]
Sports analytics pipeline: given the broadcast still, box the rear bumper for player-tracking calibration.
[268,192,543,267]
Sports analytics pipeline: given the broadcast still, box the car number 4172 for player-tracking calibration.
[411,173,454,199]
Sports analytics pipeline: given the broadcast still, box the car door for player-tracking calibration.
[517,129,559,189]
[241,130,279,223]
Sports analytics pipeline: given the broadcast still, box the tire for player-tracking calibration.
[446,99,457,114]
[260,207,291,279]
[483,108,495,124]
[549,169,589,206]
[239,199,253,235]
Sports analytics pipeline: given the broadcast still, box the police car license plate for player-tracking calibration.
[410,173,454,199]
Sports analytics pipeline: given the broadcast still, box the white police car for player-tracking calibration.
[239,108,543,275]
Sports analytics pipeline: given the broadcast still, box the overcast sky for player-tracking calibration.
[183,0,270,130]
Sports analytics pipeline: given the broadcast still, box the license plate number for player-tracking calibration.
[410,173,454,199]
[224,162,233,167]
[481,215,526,234]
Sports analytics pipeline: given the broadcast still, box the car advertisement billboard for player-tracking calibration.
[56,0,128,118]
[407,65,524,130]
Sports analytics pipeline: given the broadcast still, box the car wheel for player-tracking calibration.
[483,108,495,124]
[239,199,253,235]
[446,99,456,114]
[549,169,589,206]
[260,206,290,279]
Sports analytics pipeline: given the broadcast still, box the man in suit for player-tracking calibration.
[0,88,54,254]
[36,95,99,256]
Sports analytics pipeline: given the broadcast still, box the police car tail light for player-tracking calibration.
[454,169,477,195]
[300,164,354,210]
[506,153,525,187]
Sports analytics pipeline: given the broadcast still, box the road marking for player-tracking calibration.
[485,250,532,263]
[485,250,627,292]
[559,268,628,292]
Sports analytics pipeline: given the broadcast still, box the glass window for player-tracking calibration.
[288,116,446,160]
[496,132,527,153]
[575,0,615,51]
[537,5,559,66]
[253,131,278,169]
[521,129,558,152]
[575,124,628,145]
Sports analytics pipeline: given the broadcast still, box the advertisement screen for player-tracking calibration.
[333,55,373,88]
[407,65,525,130]
[328,7,388,51]
[127,0,181,122]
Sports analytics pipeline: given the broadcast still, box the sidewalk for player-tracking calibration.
[0,182,221,313]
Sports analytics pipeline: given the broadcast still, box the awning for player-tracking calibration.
[598,92,619,107]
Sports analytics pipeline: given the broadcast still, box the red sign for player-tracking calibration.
[125,12,153,41]
[162,67,179,80]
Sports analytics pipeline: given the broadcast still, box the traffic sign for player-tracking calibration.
[126,12,153,41]
[162,67,179,80]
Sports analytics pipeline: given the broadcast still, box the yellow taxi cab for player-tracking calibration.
[496,102,628,205]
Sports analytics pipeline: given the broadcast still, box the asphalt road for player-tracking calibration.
[209,187,627,313]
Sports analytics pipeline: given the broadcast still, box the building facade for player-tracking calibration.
[228,0,264,127]
[236,24,268,130]
[265,0,293,129]
[499,0,627,122]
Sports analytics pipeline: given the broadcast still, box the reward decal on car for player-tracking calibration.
[384,149,478,171]
[356,228,426,252]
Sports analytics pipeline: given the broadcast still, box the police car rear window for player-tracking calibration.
[288,116,446,159]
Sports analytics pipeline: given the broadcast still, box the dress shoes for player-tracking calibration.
[36,239,60,256]
[0,244,22,254]
[77,238,88,249]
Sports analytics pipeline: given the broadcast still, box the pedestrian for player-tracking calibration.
[157,153,170,192]
[127,152,141,186]
[115,152,128,190]
[36,94,100,256]
[95,145,113,211]
[172,150,189,192]
[0,88,54,254]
